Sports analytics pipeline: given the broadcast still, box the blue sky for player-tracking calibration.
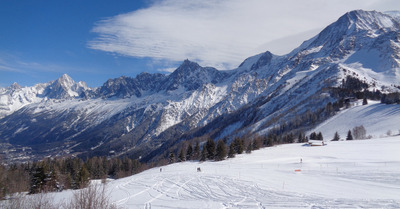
[1,0,399,87]
[0,0,158,87]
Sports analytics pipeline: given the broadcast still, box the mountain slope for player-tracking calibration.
[1,10,400,162]
[311,100,400,139]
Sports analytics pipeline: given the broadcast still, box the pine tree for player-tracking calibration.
[215,140,227,161]
[287,133,295,143]
[363,97,368,105]
[101,156,109,177]
[205,138,216,160]
[186,144,193,161]
[317,132,323,141]
[332,131,340,141]
[252,138,260,150]
[193,141,201,160]
[238,139,244,154]
[109,158,122,179]
[200,146,207,161]
[46,163,59,191]
[309,132,317,140]
[77,165,90,189]
[119,156,133,177]
[298,133,304,143]
[232,138,244,154]
[264,136,273,147]
[178,148,185,162]
[228,143,235,158]
[168,152,175,164]
[132,159,141,174]
[30,163,47,194]
[346,130,353,140]
[246,143,252,154]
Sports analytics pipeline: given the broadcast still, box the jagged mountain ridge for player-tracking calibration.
[0,74,92,118]
[1,10,399,162]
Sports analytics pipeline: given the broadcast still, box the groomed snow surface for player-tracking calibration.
[52,136,400,208]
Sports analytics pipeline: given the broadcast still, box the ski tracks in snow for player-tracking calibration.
[50,138,400,208]
[112,176,165,206]
[144,175,195,204]
[110,169,400,209]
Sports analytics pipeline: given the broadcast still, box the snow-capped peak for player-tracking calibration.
[344,10,399,31]
[57,74,75,88]
[42,74,90,99]
[279,10,400,83]
[250,51,274,71]
[176,59,201,71]
[159,60,226,91]
[10,82,22,90]
[302,10,399,52]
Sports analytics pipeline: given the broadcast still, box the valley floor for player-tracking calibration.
[52,136,400,208]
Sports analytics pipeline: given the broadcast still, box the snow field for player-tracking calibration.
[52,136,400,208]
[312,101,400,139]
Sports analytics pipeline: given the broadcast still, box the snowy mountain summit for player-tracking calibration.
[43,74,90,99]
[293,10,400,82]
[0,74,91,118]
[1,10,400,163]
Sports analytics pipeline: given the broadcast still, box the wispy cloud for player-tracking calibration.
[0,55,23,72]
[88,0,400,70]
[0,52,94,75]
[0,64,21,73]
[157,67,176,73]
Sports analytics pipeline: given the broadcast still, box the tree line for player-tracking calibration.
[167,130,312,164]
[0,155,145,199]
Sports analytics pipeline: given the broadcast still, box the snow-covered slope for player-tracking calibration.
[50,136,400,208]
[311,100,400,139]
[1,10,400,162]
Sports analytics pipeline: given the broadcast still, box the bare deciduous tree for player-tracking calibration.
[1,183,118,209]
[353,125,367,139]
[67,183,117,209]
[2,192,58,209]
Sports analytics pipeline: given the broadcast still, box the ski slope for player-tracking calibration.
[53,136,400,208]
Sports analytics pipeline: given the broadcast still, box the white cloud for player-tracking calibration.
[88,0,400,70]
[157,67,176,73]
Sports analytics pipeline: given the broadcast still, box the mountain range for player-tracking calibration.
[1,10,400,163]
